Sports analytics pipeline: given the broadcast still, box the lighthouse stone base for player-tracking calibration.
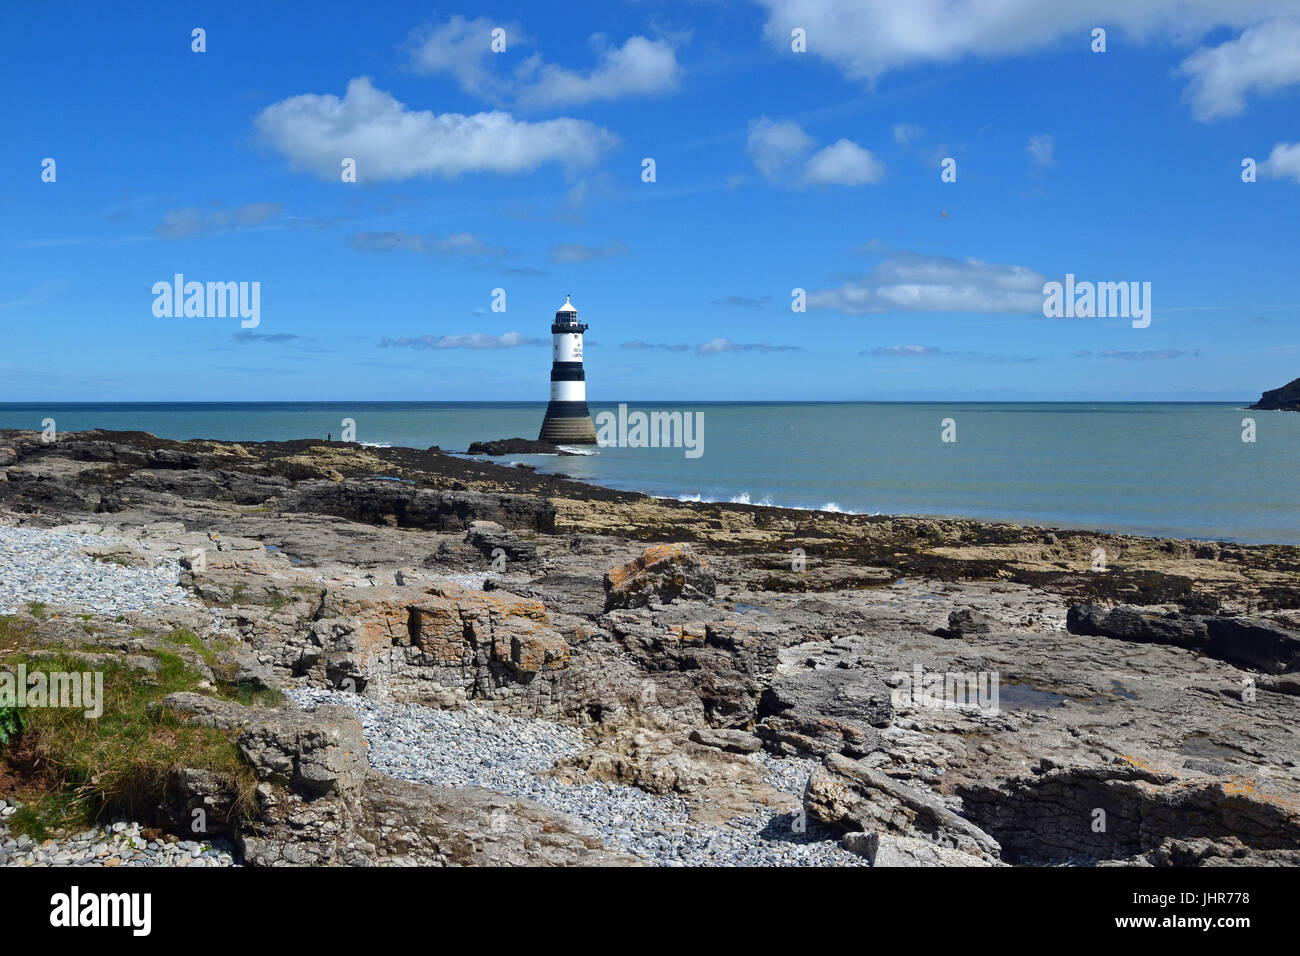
[538,403,598,444]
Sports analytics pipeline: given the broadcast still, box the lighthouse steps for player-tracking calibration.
[539,413,598,444]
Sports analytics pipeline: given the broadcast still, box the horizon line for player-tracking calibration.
[0,399,1260,407]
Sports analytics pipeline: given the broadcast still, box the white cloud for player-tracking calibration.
[380,332,547,349]
[407,18,681,107]
[747,117,815,181]
[549,240,629,262]
[697,338,802,354]
[622,339,801,354]
[156,202,283,239]
[803,139,886,185]
[1260,141,1300,182]
[349,231,507,256]
[518,36,682,107]
[1179,18,1300,120]
[1027,133,1056,167]
[254,77,616,182]
[748,117,882,187]
[433,233,508,256]
[755,1,1291,99]
[404,15,523,100]
[893,123,924,145]
[621,340,691,352]
[1075,349,1192,360]
[869,345,944,357]
[808,251,1047,315]
[233,332,304,344]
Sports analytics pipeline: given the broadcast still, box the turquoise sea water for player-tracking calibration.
[0,402,1295,545]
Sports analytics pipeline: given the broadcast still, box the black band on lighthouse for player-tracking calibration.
[550,363,586,381]
[543,400,592,418]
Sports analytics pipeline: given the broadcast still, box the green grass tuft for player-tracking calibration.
[161,628,215,667]
[0,705,27,746]
[2,644,258,838]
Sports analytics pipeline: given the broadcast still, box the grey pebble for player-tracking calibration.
[288,687,865,867]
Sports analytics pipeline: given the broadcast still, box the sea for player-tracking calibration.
[0,401,1295,545]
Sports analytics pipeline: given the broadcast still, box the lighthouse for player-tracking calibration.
[538,295,597,444]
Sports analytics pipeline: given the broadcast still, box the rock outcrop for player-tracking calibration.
[303,581,571,708]
[843,830,999,867]
[957,760,1300,865]
[1066,603,1208,649]
[805,753,1003,862]
[1250,376,1300,411]
[355,774,641,866]
[156,692,639,866]
[945,607,1000,638]
[689,727,763,754]
[757,668,893,758]
[604,544,716,611]
[1067,604,1300,672]
[1204,616,1300,674]
[466,438,570,456]
[464,520,539,564]
[98,468,291,509]
[282,480,556,533]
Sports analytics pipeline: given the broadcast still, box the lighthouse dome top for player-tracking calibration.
[551,294,588,333]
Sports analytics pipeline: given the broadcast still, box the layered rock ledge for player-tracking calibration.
[1,428,1298,866]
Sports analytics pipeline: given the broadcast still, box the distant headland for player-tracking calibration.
[1250,377,1300,411]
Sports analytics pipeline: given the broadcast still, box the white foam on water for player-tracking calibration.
[658,491,859,515]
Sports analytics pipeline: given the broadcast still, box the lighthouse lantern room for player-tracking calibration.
[538,295,597,443]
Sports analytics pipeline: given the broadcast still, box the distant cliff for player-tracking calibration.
[1250,377,1300,411]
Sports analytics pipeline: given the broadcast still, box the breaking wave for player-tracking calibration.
[656,491,862,515]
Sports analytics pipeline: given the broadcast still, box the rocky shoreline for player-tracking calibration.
[1,428,1298,866]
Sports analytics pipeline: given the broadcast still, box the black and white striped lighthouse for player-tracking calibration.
[538,295,597,444]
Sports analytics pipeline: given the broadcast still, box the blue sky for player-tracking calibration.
[3,0,1300,402]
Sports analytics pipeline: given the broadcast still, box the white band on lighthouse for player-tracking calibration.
[554,334,583,363]
[550,380,585,401]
